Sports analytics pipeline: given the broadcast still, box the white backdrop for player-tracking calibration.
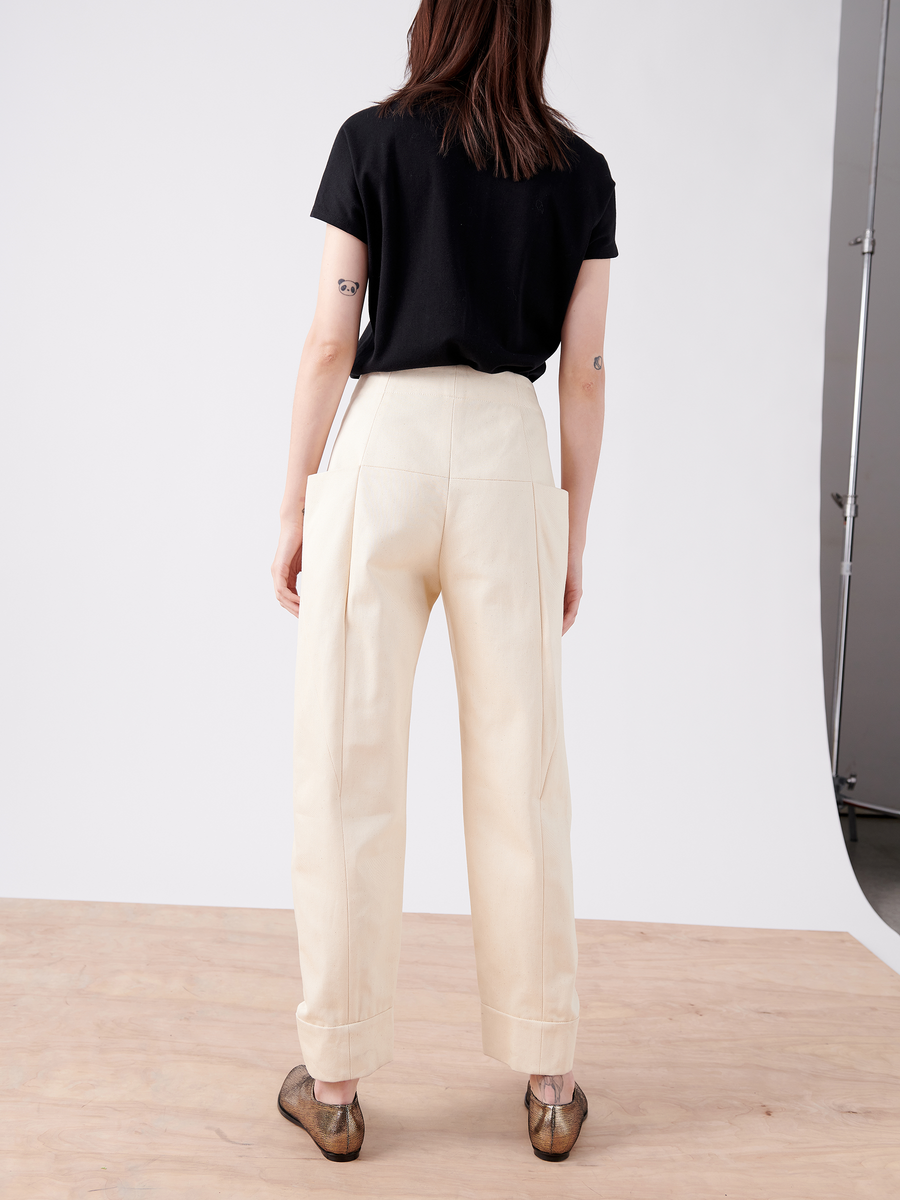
[3,0,898,972]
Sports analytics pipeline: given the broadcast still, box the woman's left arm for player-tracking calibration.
[271,225,368,615]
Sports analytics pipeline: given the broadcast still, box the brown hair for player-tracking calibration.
[378,0,576,182]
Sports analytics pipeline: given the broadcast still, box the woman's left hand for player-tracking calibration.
[271,521,305,617]
[563,554,583,634]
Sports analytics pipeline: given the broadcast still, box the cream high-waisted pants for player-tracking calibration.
[292,364,578,1081]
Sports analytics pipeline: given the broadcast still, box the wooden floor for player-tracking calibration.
[2,900,899,1199]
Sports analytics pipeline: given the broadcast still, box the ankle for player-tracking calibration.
[529,1071,574,1105]
[313,1077,359,1105]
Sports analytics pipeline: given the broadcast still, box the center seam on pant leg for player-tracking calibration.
[531,481,548,1048]
[338,469,364,1055]
[336,372,394,1055]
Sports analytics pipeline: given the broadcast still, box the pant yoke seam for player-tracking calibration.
[358,464,449,480]
[359,462,544,485]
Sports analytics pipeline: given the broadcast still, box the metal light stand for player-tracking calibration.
[831,0,892,843]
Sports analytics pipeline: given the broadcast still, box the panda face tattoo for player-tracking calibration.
[338,279,360,296]
[593,355,603,371]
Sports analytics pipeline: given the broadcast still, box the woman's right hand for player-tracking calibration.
[271,519,305,617]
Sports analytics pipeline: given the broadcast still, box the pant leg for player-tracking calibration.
[439,395,578,1076]
[292,457,444,1081]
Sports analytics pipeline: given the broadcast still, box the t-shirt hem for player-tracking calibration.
[584,244,619,260]
[309,204,368,245]
[350,360,547,382]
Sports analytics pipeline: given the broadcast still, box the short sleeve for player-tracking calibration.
[310,125,368,244]
[585,185,618,260]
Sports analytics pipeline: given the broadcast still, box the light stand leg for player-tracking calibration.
[847,804,858,844]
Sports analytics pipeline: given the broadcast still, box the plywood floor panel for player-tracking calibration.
[1,899,899,1199]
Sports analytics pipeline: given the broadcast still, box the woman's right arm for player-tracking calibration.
[557,257,611,633]
[271,224,368,615]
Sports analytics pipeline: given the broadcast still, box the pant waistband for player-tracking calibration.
[361,365,538,407]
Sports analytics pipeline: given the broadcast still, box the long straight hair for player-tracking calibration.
[378,0,576,181]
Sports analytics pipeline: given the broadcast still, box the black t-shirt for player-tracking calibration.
[310,105,617,382]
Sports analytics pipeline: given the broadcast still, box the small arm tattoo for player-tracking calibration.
[593,355,603,371]
[338,278,359,296]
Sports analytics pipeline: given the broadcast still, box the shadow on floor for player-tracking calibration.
[841,811,900,934]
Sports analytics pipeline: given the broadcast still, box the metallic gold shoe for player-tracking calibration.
[278,1065,365,1162]
[524,1080,588,1161]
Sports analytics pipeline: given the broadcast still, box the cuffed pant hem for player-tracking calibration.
[295,1006,394,1081]
[480,1003,578,1075]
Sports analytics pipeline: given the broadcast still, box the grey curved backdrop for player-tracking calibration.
[822,0,900,817]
